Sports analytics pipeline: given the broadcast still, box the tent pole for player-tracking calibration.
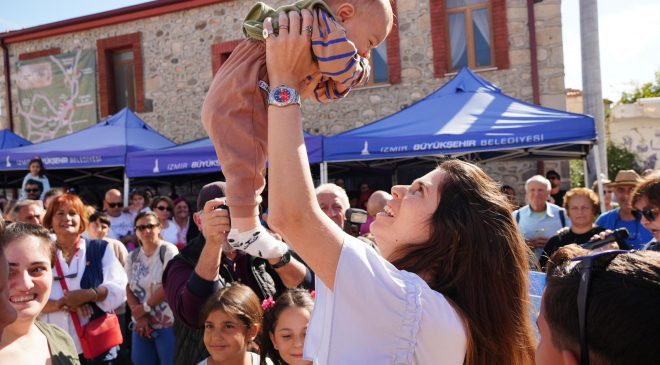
[392,167,398,186]
[593,144,606,213]
[320,162,328,185]
[123,170,130,207]
[583,158,590,188]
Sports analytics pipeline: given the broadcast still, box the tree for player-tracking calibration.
[606,142,642,177]
[619,71,660,104]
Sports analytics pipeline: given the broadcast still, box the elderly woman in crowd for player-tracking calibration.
[171,197,194,249]
[206,10,536,364]
[540,188,606,269]
[0,223,79,364]
[41,193,127,364]
[125,211,178,365]
[150,196,178,244]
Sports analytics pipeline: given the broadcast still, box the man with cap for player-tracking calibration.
[595,170,652,249]
[162,181,312,365]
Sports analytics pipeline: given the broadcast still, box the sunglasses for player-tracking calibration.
[135,223,159,231]
[106,202,123,208]
[53,270,79,281]
[634,207,658,222]
[155,205,172,212]
[571,249,634,365]
[25,188,40,193]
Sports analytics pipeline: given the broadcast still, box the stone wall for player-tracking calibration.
[610,98,660,170]
[0,0,568,183]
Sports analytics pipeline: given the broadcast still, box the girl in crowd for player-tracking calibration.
[125,211,178,365]
[40,193,127,364]
[128,190,151,221]
[199,284,271,365]
[260,289,314,365]
[150,196,178,244]
[20,157,50,200]
[228,11,536,364]
[0,222,79,364]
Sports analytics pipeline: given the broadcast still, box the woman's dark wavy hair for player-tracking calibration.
[259,289,314,365]
[389,159,535,365]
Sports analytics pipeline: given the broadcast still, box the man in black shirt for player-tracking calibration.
[546,170,567,207]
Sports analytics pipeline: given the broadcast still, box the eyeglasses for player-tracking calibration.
[106,202,123,208]
[571,249,633,365]
[634,207,658,222]
[155,206,172,212]
[25,188,40,193]
[135,223,159,231]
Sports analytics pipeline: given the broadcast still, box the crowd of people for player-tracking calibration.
[2,1,660,364]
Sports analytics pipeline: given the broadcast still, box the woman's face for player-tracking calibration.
[135,216,161,245]
[270,306,312,365]
[5,236,52,321]
[203,309,256,364]
[173,201,190,221]
[131,194,146,209]
[51,202,81,238]
[88,221,109,240]
[154,200,172,221]
[566,195,595,228]
[29,162,41,176]
[634,196,660,241]
[371,168,444,259]
[0,253,18,336]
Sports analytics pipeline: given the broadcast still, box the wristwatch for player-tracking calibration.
[143,302,152,313]
[271,250,292,269]
[268,85,301,107]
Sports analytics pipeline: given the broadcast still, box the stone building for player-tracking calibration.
[610,97,660,171]
[0,0,570,195]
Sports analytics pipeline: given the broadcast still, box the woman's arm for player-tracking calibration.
[95,244,128,311]
[264,10,343,290]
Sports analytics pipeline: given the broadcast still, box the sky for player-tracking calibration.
[2,0,659,103]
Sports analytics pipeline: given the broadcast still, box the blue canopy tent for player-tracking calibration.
[125,132,323,178]
[0,108,174,201]
[320,68,602,194]
[0,129,31,149]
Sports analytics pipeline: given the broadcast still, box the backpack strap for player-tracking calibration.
[131,244,167,264]
[516,210,521,223]
[559,210,566,228]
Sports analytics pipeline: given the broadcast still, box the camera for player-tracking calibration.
[344,208,368,236]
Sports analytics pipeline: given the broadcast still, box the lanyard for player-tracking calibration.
[53,240,86,340]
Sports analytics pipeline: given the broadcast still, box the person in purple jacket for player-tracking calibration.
[162,182,312,365]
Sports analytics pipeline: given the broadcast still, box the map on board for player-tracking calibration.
[16,49,97,142]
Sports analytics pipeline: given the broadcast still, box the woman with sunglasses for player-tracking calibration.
[126,211,178,365]
[536,244,660,365]
[150,196,178,245]
[40,193,128,364]
[632,170,660,251]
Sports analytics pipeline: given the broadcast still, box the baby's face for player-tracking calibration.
[340,0,393,59]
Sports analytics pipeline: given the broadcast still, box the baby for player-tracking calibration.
[202,0,393,259]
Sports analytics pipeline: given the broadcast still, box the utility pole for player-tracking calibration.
[580,0,608,181]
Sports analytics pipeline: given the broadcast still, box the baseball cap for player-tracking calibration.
[196,182,227,211]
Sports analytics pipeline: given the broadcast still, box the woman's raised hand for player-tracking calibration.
[264,9,317,93]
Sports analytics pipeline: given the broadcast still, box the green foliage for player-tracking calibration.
[569,159,585,188]
[607,142,642,177]
[619,71,660,104]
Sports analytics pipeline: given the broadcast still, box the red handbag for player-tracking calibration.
[54,256,123,359]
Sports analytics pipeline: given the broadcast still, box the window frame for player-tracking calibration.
[444,1,495,72]
[97,32,144,116]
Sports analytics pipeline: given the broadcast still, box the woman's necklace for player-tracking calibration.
[57,238,80,264]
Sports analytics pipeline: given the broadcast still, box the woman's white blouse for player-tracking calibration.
[304,235,467,365]
[160,220,178,245]
[41,238,128,353]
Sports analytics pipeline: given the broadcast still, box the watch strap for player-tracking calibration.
[271,250,292,269]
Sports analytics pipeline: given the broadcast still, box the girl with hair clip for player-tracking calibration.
[20,157,50,200]
[260,289,314,365]
[199,284,273,365]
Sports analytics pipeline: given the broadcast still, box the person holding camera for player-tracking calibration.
[539,188,607,269]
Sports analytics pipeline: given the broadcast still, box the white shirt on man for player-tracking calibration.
[108,212,134,240]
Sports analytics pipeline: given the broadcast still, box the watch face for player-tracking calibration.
[274,88,293,104]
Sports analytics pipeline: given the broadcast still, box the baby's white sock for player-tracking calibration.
[227,226,287,259]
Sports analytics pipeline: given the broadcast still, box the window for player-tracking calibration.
[430,0,508,77]
[211,40,241,76]
[365,42,389,86]
[112,49,137,111]
[97,32,144,116]
[445,0,493,71]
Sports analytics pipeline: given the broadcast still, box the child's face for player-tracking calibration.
[204,309,256,364]
[337,0,392,58]
[88,221,109,240]
[29,162,41,176]
[270,307,312,365]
